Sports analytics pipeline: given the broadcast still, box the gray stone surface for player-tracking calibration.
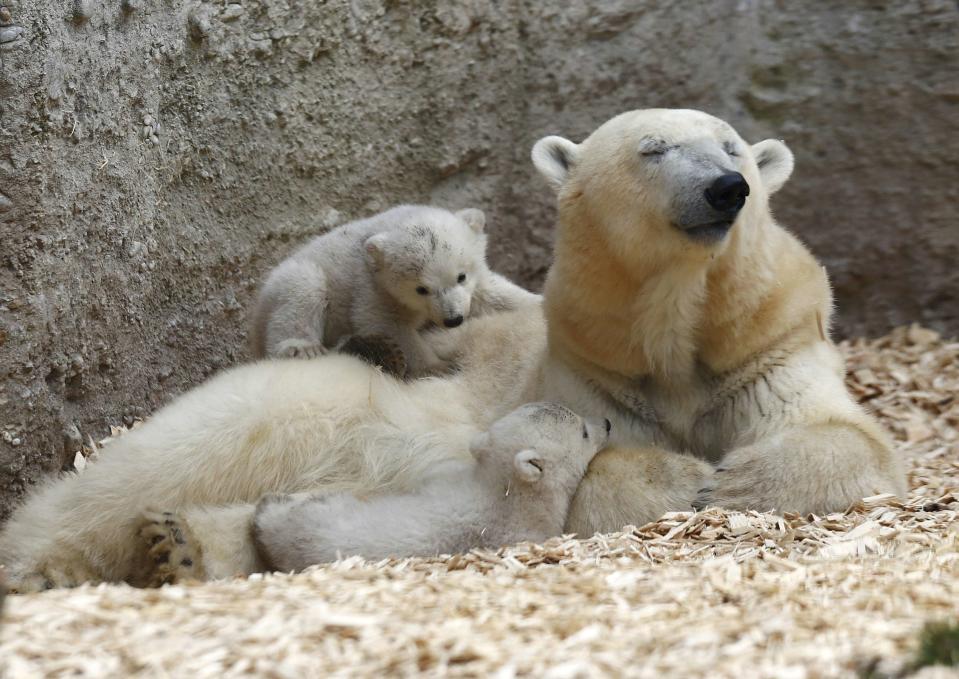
[1,0,956,517]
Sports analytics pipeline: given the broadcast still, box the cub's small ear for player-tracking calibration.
[456,208,486,235]
[513,449,544,483]
[364,234,388,269]
[468,432,492,462]
[752,139,794,195]
[531,135,579,191]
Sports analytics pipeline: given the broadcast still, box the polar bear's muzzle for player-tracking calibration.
[677,171,750,243]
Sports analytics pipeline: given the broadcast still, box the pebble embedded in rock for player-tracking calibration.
[62,424,83,456]
[71,0,90,24]
[0,24,22,45]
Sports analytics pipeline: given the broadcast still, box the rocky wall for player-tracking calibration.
[0,0,956,515]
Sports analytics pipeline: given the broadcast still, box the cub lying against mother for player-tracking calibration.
[0,108,905,591]
[253,403,609,570]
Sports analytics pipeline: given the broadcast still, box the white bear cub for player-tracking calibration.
[250,205,540,376]
[252,402,610,570]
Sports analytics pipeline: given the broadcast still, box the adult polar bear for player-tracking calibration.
[0,109,904,590]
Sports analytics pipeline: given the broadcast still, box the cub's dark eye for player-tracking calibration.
[457,273,467,284]
[582,426,589,439]
[416,286,429,296]
[723,142,740,157]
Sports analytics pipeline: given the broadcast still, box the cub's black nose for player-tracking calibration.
[604,418,612,434]
[704,172,750,214]
[443,315,464,328]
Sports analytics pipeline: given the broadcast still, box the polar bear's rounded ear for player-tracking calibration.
[752,139,794,195]
[513,449,544,483]
[455,208,486,235]
[468,432,492,462]
[364,234,388,270]
[532,135,580,191]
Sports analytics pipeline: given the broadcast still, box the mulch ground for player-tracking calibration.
[1,325,957,678]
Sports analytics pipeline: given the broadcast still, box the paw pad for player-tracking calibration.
[138,510,204,587]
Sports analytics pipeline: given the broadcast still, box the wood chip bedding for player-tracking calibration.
[1,325,957,678]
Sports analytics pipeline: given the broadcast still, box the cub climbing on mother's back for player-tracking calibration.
[249,205,540,377]
[252,402,610,571]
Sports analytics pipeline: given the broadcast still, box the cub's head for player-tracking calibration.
[365,207,487,328]
[532,108,794,262]
[469,402,610,495]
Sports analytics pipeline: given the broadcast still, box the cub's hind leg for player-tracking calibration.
[252,258,330,359]
[137,510,205,586]
[134,504,265,584]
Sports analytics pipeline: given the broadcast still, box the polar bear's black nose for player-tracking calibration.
[444,315,464,328]
[704,172,750,214]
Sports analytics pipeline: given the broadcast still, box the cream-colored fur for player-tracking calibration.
[0,309,549,590]
[249,205,541,376]
[531,108,905,535]
[0,108,904,591]
[251,403,608,570]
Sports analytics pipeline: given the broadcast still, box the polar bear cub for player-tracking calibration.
[250,204,540,376]
[252,402,610,570]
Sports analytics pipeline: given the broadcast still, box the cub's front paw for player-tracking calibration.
[338,335,408,378]
[415,357,453,378]
[138,510,205,586]
[275,339,327,359]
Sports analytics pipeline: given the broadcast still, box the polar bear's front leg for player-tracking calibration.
[565,445,714,537]
[693,423,907,514]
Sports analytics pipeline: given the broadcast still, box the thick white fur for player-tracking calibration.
[251,403,608,570]
[249,204,540,375]
[0,308,549,589]
[0,109,905,590]
[531,108,905,534]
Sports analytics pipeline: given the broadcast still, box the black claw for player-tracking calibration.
[180,558,193,568]
[150,534,164,545]
[155,552,170,565]
[172,528,185,544]
[163,512,173,517]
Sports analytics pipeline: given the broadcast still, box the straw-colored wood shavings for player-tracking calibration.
[1,325,957,678]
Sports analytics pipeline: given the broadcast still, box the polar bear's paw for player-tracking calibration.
[276,338,327,359]
[339,334,408,378]
[692,446,777,513]
[138,510,205,587]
